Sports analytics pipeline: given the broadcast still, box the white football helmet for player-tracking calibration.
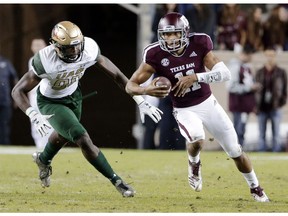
[50,21,84,63]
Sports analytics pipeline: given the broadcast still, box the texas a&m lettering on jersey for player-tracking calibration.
[169,62,195,73]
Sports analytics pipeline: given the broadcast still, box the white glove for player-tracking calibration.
[133,96,163,123]
[25,107,54,137]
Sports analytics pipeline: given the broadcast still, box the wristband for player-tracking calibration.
[25,107,36,117]
[132,95,145,105]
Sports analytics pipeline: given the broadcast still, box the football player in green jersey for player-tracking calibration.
[11,21,163,197]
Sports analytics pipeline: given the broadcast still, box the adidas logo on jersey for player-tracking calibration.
[189,51,197,57]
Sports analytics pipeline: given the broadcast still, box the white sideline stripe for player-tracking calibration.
[0,146,78,155]
[1,146,288,161]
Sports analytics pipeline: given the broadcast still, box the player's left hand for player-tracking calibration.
[172,74,197,97]
[26,107,54,137]
[138,101,163,123]
[31,113,54,137]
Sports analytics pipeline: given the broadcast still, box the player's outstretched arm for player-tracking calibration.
[95,55,163,123]
[11,70,40,113]
[11,70,52,137]
[94,54,128,92]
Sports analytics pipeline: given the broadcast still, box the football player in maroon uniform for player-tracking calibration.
[126,12,269,202]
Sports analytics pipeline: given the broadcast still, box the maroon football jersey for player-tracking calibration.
[143,33,213,108]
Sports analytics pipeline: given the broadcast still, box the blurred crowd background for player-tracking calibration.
[1,3,288,152]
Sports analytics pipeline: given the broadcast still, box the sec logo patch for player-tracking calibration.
[161,58,169,67]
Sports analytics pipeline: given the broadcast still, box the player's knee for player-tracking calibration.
[75,132,91,147]
[181,129,205,144]
[187,139,204,151]
[75,132,99,151]
[67,124,87,143]
[49,131,69,145]
[193,139,204,150]
[227,144,243,158]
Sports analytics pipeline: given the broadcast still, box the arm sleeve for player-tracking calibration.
[196,61,231,84]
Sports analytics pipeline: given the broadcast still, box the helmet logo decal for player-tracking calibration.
[164,25,176,31]
[161,58,170,67]
[70,40,81,45]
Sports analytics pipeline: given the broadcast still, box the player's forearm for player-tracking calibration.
[11,73,37,114]
[125,81,148,105]
[196,61,231,84]
[95,57,128,92]
[125,81,146,96]
[111,73,128,92]
[11,87,32,114]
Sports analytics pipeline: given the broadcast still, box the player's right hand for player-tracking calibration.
[27,108,54,137]
[144,80,170,98]
[138,101,163,123]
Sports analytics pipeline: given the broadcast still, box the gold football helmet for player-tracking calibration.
[50,21,84,63]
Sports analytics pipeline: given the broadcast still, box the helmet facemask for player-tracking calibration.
[158,29,188,52]
[50,21,85,63]
[53,41,84,63]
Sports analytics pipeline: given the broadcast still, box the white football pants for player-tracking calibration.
[173,94,242,158]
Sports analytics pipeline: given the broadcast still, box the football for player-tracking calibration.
[154,76,172,90]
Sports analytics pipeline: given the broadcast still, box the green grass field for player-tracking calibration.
[0,146,288,213]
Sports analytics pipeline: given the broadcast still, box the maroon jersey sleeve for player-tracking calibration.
[191,33,213,57]
[143,42,163,69]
